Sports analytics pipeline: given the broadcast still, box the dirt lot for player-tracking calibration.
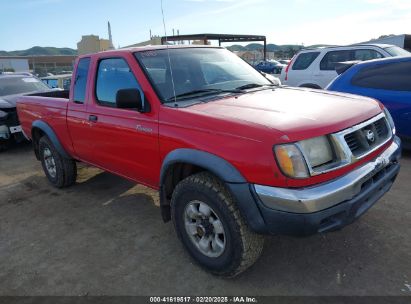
[0,142,410,296]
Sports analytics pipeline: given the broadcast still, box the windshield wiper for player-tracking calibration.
[235,83,275,90]
[165,88,243,102]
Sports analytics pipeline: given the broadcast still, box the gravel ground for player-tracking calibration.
[0,142,410,296]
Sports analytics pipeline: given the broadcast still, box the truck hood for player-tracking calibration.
[184,87,382,142]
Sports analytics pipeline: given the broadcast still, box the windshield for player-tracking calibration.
[134,48,271,103]
[384,46,410,57]
[0,76,50,97]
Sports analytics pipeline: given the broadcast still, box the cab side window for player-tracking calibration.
[292,52,320,70]
[73,57,91,103]
[353,49,383,61]
[320,50,352,71]
[95,58,142,107]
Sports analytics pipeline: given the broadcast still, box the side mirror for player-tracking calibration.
[116,88,150,113]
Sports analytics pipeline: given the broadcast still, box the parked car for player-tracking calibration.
[41,73,72,90]
[254,60,285,74]
[278,59,291,65]
[17,46,400,277]
[0,73,53,150]
[327,56,411,149]
[281,44,410,89]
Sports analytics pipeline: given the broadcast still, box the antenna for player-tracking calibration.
[160,0,177,106]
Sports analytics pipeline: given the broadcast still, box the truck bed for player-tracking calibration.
[29,89,70,99]
[16,91,72,154]
[18,90,69,112]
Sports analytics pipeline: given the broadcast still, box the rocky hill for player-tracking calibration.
[0,46,77,56]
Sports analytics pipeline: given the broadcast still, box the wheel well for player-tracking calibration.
[32,127,45,160]
[160,162,208,222]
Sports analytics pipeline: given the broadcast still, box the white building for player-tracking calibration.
[0,58,29,73]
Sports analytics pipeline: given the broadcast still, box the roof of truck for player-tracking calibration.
[78,45,223,59]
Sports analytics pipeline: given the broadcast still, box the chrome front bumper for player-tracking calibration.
[254,137,401,214]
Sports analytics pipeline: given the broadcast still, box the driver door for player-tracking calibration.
[85,55,160,186]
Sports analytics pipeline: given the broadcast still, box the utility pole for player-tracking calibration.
[108,21,114,50]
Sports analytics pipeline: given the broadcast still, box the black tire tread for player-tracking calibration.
[39,136,77,188]
[171,172,264,277]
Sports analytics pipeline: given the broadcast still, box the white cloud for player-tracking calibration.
[183,0,236,2]
[208,0,265,14]
[160,0,266,29]
[364,0,411,9]
[269,2,411,45]
[156,0,410,46]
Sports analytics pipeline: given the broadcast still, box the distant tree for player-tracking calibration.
[285,46,295,58]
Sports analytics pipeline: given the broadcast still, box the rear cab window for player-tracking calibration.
[73,57,91,103]
[292,52,320,70]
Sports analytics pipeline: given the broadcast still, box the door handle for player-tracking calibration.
[88,115,98,122]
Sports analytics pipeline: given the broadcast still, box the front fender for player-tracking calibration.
[160,148,246,185]
[160,148,267,233]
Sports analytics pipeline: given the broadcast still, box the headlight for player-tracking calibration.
[275,136,334,179]
[383,107,395,135]
[298,136,333,168]
[274,144,309,178]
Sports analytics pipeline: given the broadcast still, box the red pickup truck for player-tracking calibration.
[17,46,401,277]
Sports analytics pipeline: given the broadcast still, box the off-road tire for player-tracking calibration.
[171,172,265,277]
[39,136,77,188]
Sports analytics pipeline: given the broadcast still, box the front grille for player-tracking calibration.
[307,113,392,176]
[344,117,390,157]
[345,132,361,154]
[374,118,388,138]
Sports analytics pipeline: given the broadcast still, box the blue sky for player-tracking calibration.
[1,0,410,51]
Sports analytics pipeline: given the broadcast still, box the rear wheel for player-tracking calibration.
[171,172,265,277]
[39,136,77,188]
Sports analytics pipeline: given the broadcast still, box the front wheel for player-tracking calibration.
[171,172,265,277]
[39,136,77,188]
